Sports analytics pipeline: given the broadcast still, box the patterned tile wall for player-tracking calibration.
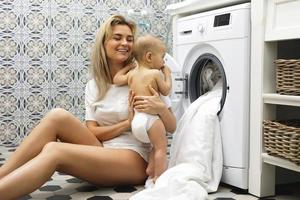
[0,0,179,146]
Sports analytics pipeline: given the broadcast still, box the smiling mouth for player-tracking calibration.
[117,49,129,53]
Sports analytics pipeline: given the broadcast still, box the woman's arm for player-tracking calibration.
[86,120,130,141]
[158,107,176,133]
[133,86,176,133]
[86,90,135,141]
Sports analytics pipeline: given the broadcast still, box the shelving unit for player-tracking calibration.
[249,0,300,197]
[262,153,300,173]
[263,94,300,107]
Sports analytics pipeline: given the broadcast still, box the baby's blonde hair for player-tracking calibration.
[133,34,165,63]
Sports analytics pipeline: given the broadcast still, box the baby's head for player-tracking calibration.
[133,34,166,69]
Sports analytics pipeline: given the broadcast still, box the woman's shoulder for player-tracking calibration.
[86,79,96,86]
[85,79,98,96]
[86,79,97,90]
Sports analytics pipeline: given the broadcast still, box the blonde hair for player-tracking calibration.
[91,15,136,100]
[133,34,165,62]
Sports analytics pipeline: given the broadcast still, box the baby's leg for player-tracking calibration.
[146,150,154,178]
[148,119,168,182]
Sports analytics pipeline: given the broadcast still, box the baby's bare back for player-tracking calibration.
[128,68,159,96]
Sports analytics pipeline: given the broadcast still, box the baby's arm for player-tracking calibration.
[113,63,135,86]
[155,65,172,96]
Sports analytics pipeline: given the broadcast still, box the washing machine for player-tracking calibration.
[165,3,251,189]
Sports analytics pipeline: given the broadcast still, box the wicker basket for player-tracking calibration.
[275,59,300,95]
[263,120,300,165]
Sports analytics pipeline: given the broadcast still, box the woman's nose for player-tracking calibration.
[121,38,128,45]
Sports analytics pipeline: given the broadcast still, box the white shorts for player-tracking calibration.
[102,131,152,162]
[103,143,151,162]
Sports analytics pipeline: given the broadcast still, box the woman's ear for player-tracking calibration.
[145,51,152,62]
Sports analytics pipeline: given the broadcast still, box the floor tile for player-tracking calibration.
[30,191,53,199]
[234,194,258,200]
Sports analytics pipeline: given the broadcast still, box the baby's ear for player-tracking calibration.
[145,51,152,62]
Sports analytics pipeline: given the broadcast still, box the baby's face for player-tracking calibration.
[151,46,166,70]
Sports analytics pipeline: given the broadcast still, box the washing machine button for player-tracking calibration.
[198,24,205,34]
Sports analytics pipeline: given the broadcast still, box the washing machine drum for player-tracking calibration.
[188,53,227,113]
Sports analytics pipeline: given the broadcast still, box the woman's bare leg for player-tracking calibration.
[0,108,101,179]
[147,119,167,182]
[0,142,147,200]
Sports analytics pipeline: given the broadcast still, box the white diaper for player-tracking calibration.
[131,111,159,143]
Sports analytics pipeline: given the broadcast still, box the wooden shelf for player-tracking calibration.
[263,93,300,107]
[262,153,300,172]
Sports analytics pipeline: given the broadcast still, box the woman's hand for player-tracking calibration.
[133,85,167,115]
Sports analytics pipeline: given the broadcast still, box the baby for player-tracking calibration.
[113,34,172,181]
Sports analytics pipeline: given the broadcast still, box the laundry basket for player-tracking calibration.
[275,59,300,95]
[263,120,300,165]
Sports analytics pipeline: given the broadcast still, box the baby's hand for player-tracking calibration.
[127,61,137,70]
[161,65,171,74]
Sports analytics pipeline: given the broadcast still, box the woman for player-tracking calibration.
[0,15,176,199]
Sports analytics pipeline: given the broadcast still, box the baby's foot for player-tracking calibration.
[146,161,154,178]
[153,150,167,182]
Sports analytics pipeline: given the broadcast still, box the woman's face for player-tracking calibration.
[105,25,134,66]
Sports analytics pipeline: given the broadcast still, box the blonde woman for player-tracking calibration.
[0,15,176,199]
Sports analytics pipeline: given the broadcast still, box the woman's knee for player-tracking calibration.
[45,108,73,125]
[39,142,64,168]
[41,142,66,164]
[41,142,61,156]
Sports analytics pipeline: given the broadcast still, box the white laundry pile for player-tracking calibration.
[130,82,223,200]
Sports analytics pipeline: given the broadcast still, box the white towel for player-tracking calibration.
[130,83,223,200]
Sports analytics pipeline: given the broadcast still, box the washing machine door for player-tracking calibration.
[188,53,227,113]
[165,45,227,119]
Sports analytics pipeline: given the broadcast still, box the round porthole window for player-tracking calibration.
[189,53,227,114]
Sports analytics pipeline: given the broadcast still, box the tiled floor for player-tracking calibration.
[0,146,299,200]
